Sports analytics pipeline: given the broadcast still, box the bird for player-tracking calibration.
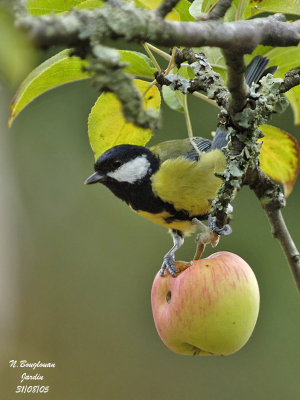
[85,56,277,276]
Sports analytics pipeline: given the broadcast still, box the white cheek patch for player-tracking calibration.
[107,155,150,183]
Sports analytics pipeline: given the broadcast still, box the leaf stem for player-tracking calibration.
[144,43,171,62]
[183,94,204,157]
[235,0,243,20]
[165,46,177,75]
[142,43,162,72]
[183,94,193,139]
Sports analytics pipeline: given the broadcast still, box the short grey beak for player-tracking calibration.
[84,172,103,185]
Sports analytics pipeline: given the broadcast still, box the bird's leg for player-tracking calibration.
[160,230,189,277]
[192,219,220,260]
[192,204,233,259]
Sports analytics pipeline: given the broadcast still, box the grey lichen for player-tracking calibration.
[210,73,290,229]
[156,51,229,106]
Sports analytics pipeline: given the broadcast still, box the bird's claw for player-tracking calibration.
[160,255,180,277]
[208,215,232,236]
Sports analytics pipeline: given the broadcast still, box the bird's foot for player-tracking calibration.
[160,254,179,277]
[160,257,191,277]
[208,215,232,236]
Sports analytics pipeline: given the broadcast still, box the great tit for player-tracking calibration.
[85,56,276,276]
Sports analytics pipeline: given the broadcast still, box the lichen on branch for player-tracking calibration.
[156,50,228,106]
[17,3,300,50]
[211,74,289,229]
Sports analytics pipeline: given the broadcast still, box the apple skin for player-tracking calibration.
[151,251,260,356]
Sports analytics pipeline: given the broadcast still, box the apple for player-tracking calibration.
[151,251,259,356]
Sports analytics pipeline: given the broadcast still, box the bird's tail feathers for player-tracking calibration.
[245,55,278,87]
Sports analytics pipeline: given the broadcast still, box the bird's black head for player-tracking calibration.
[85,144,159,186]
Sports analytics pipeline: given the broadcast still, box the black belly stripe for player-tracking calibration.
[164,212,209,224]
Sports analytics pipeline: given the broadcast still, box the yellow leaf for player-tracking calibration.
[88,79,161,160]
[259,124,300,197]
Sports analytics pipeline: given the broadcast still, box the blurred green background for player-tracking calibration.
[0,35,300,399]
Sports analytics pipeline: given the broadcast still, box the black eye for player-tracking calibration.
[112,160,122,169]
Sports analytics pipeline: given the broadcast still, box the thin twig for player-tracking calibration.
[280,66,300,93]
[144,43,171,62]
[192,91,218,107]
[266,208,300,294]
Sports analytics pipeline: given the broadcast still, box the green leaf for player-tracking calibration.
[88,79,161,160]
[27,0,84,15]
[162,86,185,112]
[135,0,194,21]
[9,49,89,127]
[224,0,249,21]
[245,0,300,18]
[9,47,157,127]
[119,50,156,78]
[259,124,300,197]
[75,0,105,10]
[246,46,300,125]
[174,0,195,21]
[0,8,37,86]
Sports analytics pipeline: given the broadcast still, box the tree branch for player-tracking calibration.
[266,209,300,293]
[222,50,248,113]
[247,167,300,294]
[17,3,300,51]
[210,74,289,230]
[280,66,300,93]
[155,50,228,106]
